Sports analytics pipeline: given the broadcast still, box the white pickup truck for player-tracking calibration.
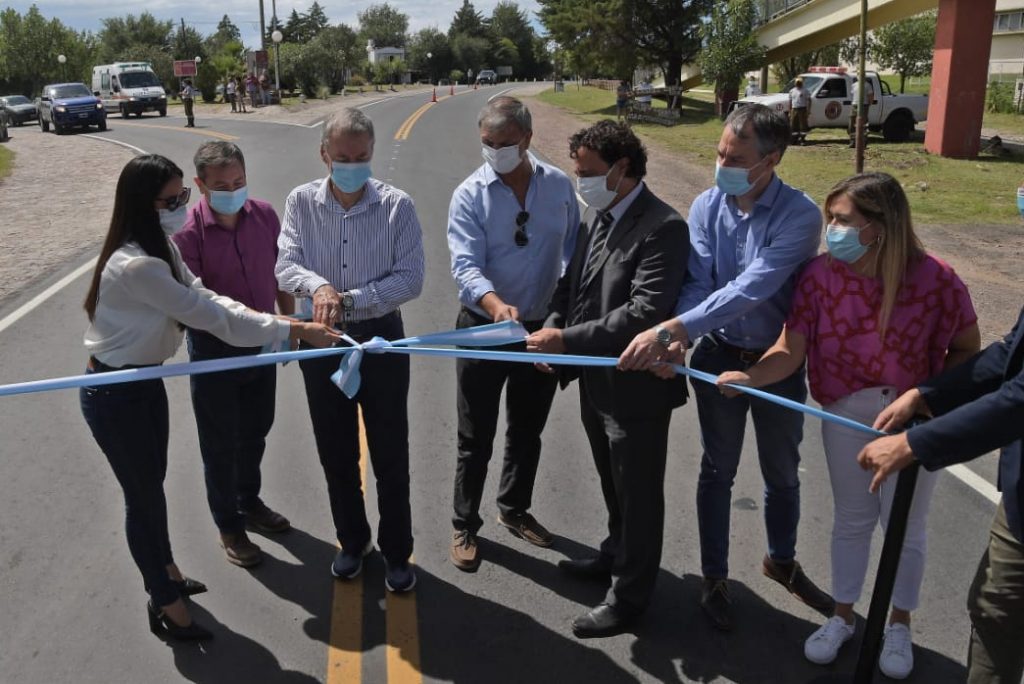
[731,68,929,142]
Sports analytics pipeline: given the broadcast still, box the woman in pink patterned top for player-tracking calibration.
[717,172,980,678]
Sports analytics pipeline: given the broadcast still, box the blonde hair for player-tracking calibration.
[824,172,924,337]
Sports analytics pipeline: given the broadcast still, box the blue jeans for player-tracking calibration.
[187,330,276,534]
[690,337,806,579]
[80,367,179,607]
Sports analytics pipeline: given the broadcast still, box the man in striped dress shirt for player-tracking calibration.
[275,107,425,592]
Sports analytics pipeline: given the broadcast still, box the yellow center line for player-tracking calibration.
[326,410,369,684]
[117,121,238,141]
[386,555,421,684]
[394,101,436,141]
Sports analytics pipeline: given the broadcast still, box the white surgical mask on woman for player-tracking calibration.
[158,206,188,236]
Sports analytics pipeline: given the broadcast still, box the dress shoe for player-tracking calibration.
[762,554,835,616]
[449,529,480,572]
[558,556,612,582]
[172,577,208,597]
[147,601,213,641]
[571,603,634,638]
[220,531,262,567]
[497,512,554,547]
[701,577,732,631]
[243,502,291,534]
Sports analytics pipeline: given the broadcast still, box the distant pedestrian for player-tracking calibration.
[849,77,874,148]
[259,73,270,105]
[745,75,762,98]
[226,77,237,112]
[616,81,631,121]
[789,78,810,145]
[180,79,196,128]
[235,77,247,113]
[247,74,259,109]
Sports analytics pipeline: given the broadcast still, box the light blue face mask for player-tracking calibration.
[1017,188,1024,217]
[714,159,766,196]
[825,223,870,263]
[208,186,248,215]
[331,161,372,193]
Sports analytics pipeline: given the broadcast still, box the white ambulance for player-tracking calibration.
[92,63,168,118]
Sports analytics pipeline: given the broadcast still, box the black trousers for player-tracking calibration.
[579,377,671,615]
[452,308,558,533]
[298,312,413,563]
[187,330,276,535]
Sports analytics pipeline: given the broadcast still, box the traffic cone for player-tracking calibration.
[449,83,454,96]
[474,81,478,91]
[431,88,437,103]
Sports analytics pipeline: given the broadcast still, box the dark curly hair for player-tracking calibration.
[569,119,647,180]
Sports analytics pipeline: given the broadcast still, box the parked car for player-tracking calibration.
[0,108,8,142]
[475,69,497,85]
[0,95,38,125]
[731,67,928,142]
[36,83,106,134]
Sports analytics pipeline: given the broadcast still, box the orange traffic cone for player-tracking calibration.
[449,83,454,96]
[473,81,478,91]
[431,88,437,103]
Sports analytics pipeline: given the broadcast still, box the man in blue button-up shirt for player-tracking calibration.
[620,104,829,631]
[446,96,580,572]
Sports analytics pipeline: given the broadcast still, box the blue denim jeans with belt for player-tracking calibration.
[80,365,179,607]
[689,336,807,579]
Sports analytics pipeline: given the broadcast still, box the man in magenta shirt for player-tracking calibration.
[173,141,295,568]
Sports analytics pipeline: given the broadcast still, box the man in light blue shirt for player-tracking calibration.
[619,104,831,631]
[447,96,580,572]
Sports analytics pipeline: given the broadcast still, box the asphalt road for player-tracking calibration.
[0,86,1002,683]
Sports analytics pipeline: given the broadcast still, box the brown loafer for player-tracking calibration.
[762,554,834,616]
[497,512,554,547]
[220,531,262,567]
[449,529,480,572]
[243,503,291,534]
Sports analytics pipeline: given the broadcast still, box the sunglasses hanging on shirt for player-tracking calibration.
[514,210,529,247]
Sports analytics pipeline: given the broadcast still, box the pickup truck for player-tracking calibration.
[731,68,928,142]
[36,82,107,134]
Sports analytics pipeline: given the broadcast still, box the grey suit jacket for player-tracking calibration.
[544,184,690,419]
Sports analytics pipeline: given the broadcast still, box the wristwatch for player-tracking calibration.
[341,292,355,319]
[654,324,673,347]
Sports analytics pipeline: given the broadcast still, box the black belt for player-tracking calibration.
[87,357,159,373]
[706,335,767,364]
[332,310,400,338]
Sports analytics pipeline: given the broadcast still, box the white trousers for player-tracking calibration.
[821,386,939,611]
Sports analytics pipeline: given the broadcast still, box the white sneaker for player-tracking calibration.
[879,623,914,679]
[804,616,856,665]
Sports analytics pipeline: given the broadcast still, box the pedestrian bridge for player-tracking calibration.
[680,0,939,89]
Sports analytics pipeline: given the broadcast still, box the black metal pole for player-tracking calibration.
[851,459,922,683]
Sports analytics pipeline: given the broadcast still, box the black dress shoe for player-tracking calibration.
[172,577,208,598]
[571,603,634,638]
[147,602,213,641]
[557,557,612,582]
[701,577,732,632]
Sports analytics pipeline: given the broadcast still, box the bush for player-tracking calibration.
[316,85,331,100]
[986,81,1015,114]
[348,74,366,87]
[449,69,465,84]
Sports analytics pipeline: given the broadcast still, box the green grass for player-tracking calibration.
[536,85,1024,225]
[0,146,13,180]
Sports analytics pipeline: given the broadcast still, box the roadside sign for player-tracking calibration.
[254,50,269,68]
[173,60,197,77]
[496,66,513,76]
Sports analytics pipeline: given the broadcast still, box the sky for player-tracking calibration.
[8,0,545,49]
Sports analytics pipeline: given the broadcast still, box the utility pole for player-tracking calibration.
[855,0,867,173]
[259,0,267,51]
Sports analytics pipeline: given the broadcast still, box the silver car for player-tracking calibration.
[0,95,38,126]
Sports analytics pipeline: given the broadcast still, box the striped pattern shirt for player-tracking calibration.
[275,177,425,321]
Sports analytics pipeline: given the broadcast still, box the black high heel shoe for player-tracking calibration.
[147,601,213,641]
[172,577,208,597]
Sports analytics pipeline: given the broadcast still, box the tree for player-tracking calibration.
[771,43,841,88]
[97,12,174,62]
[358,3,408,48]
[872,10,936,93]
[450,33,490,75]
[0,6,95,94]
[626,0,710,87]
[206,14,241,55]
[407,27,452,82]
[699,0,766,114]
[312,24,361,91]
[306,2,331,37]
[283,9,305,43]
[539,0,640,80]
[449,0,487,38]
[490,1,538,77]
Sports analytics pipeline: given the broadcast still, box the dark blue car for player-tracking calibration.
[37,83,106,134]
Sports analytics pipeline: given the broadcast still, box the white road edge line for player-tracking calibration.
[81,134,148,155]
[487,87,516,102]
[947,464,1001,504]
[0,258,97,335]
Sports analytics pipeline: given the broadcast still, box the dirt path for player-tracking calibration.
[518,88,1023,346]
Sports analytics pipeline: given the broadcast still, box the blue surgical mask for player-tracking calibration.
[331,161,372,193]
[825,223,870,263]
[1017,188,1024,217]
[208,186,248,215]
[714,159,766,196]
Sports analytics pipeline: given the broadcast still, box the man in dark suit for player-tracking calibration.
[526,120,689,638]
[858,305,1024,684]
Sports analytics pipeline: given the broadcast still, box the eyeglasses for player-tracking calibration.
[514,211,529,247]
[157,187,191,212]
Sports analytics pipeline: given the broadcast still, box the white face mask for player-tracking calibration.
[481,143,523,175]
[576,168,623,210]
[158,206,187,236]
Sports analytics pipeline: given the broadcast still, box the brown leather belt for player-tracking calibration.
[707,336,767,364]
